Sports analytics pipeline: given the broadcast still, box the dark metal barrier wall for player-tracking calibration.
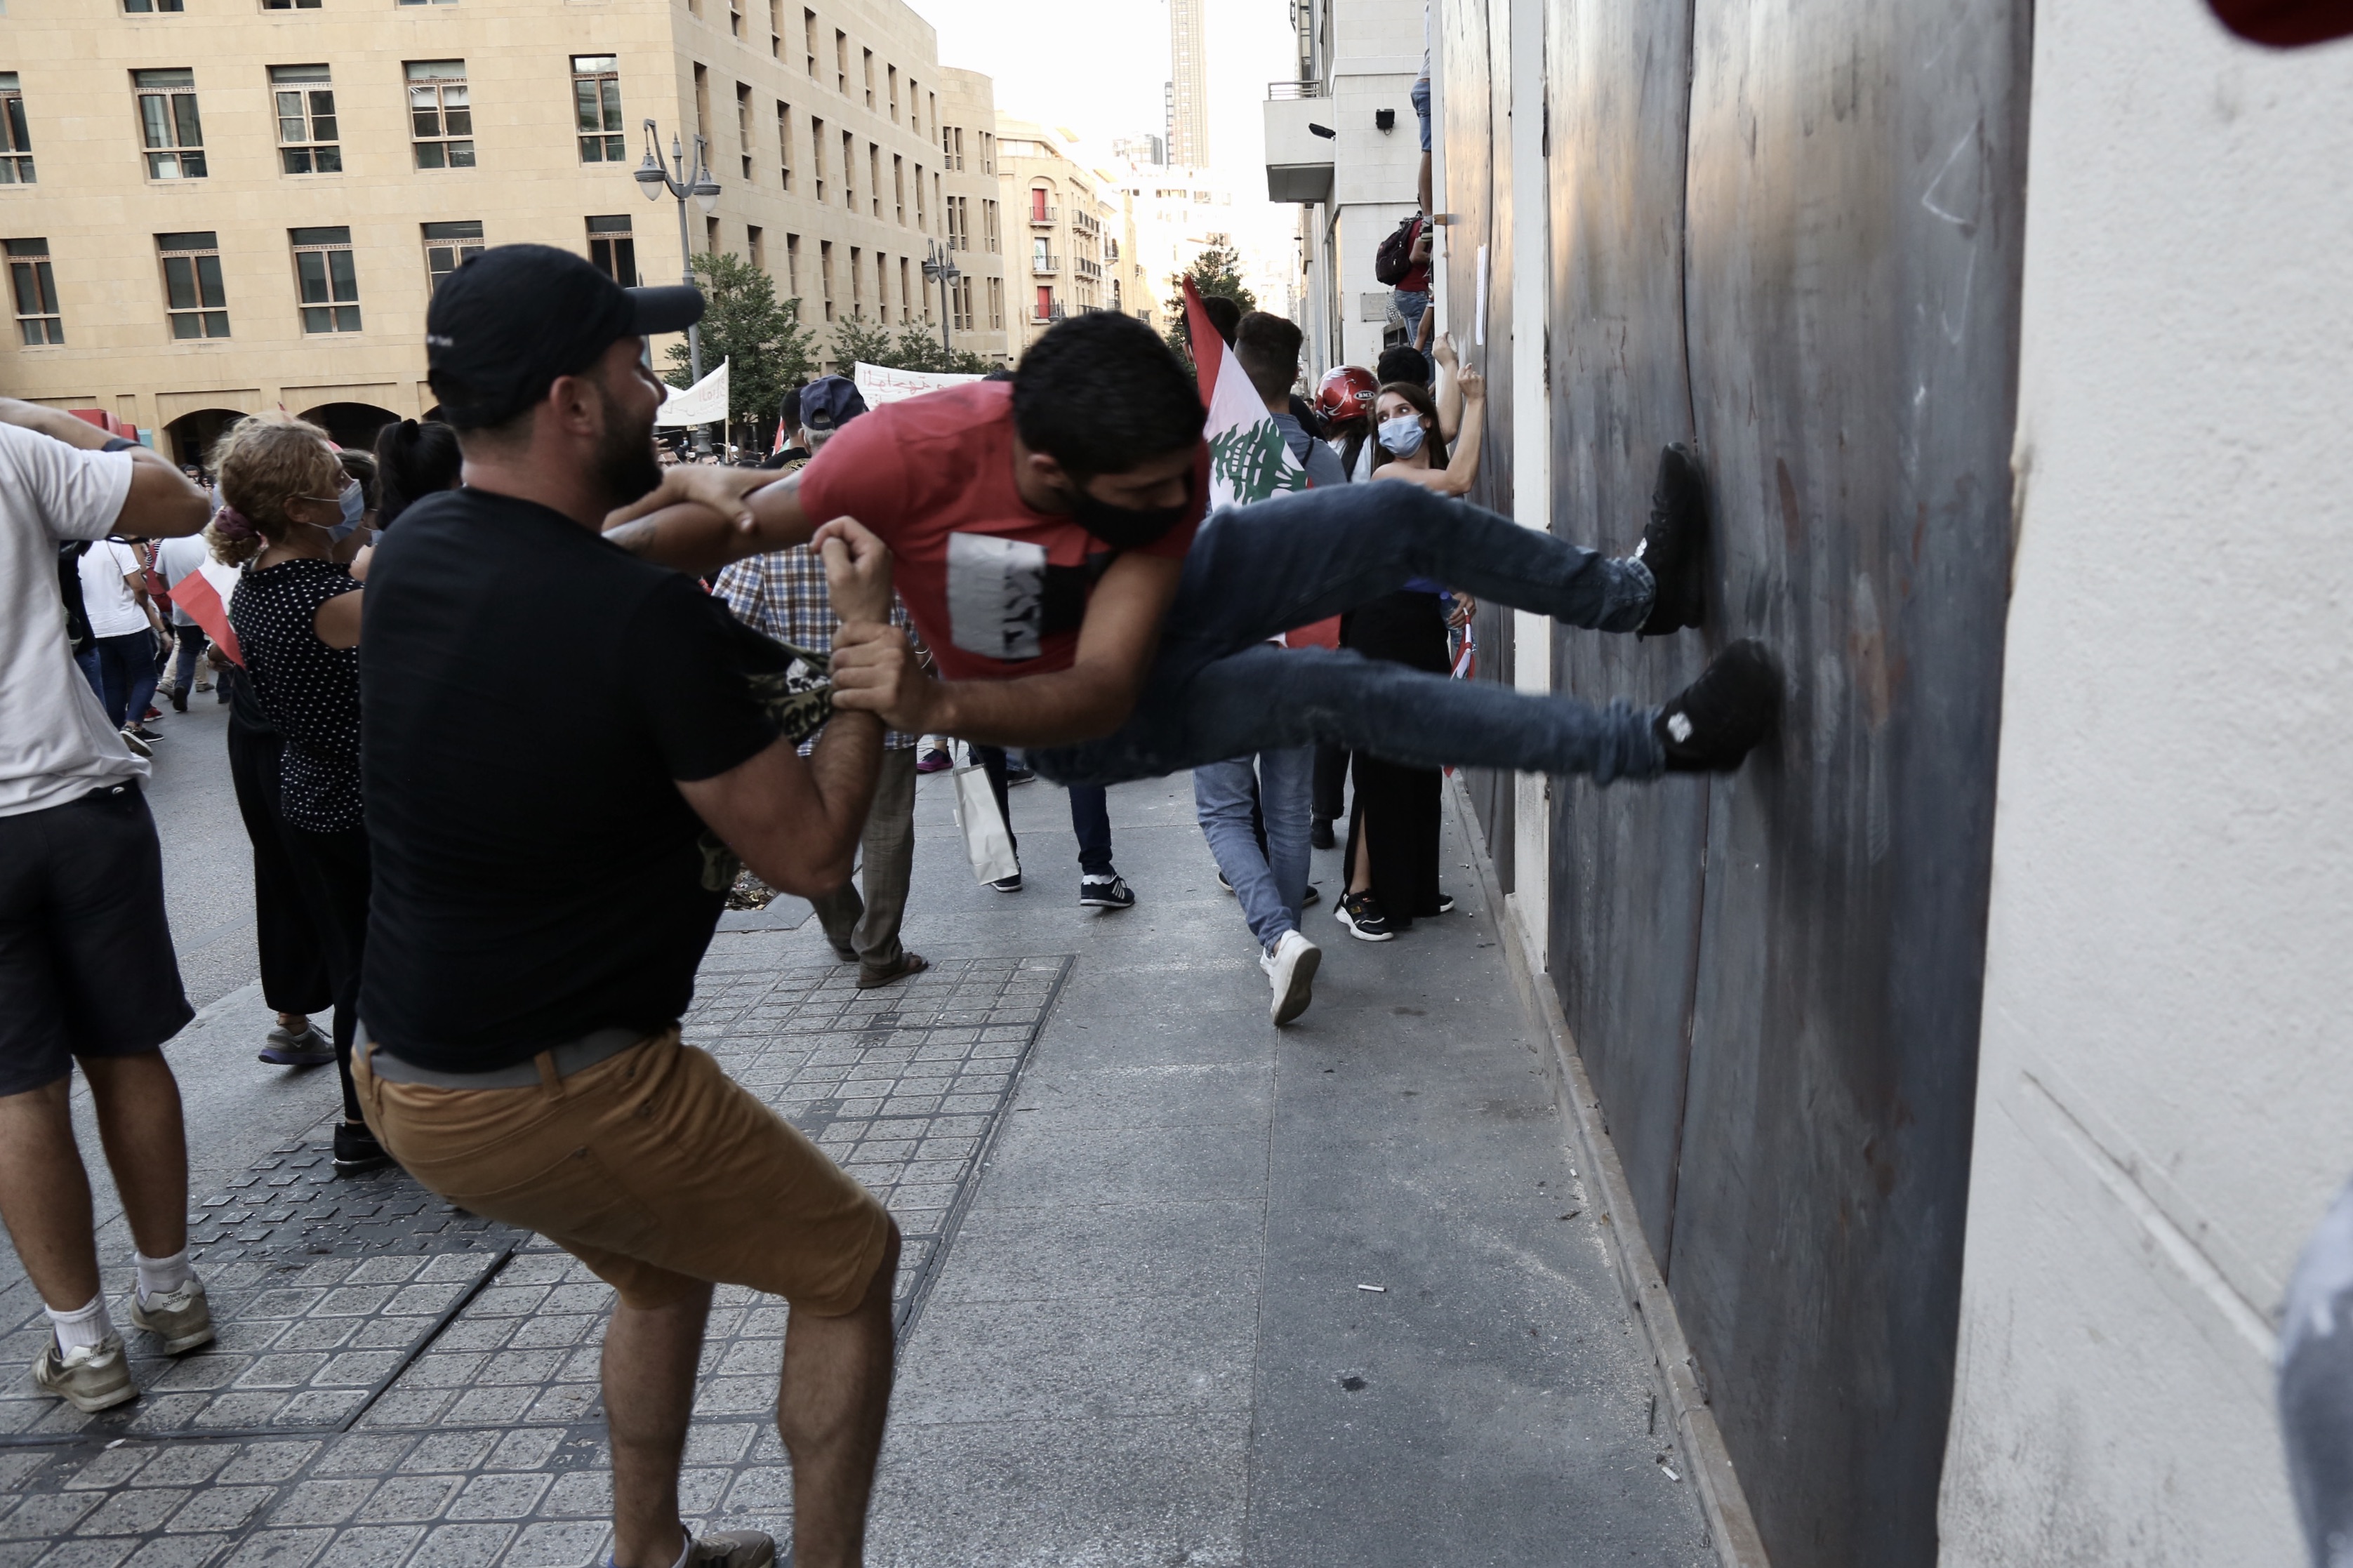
[1441,0,1516,866]
[1527,1,2030,1562]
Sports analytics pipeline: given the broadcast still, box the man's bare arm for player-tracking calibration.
[603,469,813,573]
[828,550,1183,748]
[0,398,210,538]
[675,708,882,897]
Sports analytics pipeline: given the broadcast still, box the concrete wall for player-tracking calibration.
[1939,8,2353,1562]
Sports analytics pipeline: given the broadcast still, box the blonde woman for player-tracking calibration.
[208,416,387,1175]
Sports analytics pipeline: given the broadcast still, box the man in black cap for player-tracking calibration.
[352,244,914,1568]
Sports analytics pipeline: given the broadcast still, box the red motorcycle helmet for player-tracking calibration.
[1314,365,1379,425]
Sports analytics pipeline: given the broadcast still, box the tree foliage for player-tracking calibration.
[663,251,817,446]
[826,314,993,376]
[1162,237,1257,367]
[827,314,899,371]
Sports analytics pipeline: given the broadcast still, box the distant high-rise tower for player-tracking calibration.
[1168,0,1208,167]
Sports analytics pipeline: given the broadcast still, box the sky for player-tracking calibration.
[908,0,1292,198]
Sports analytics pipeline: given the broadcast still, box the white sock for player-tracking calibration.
[47,1293,113,1355]
[135,1249,192,1305]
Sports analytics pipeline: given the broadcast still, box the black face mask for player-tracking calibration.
[1066,477,1195,552]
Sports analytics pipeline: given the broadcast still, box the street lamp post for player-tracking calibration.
[921,240,960,357]
[633,119,721,456]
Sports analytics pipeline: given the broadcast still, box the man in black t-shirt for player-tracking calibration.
[352,246,915,1568]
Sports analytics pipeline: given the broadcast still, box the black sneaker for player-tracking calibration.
[1635,444,1708,639]
[1079,875,1136,910]
[1310,817,1336,850]
[332,1122,394,1176]
[1003,762,1037,786]
[169,687,189,714]
[1300,883,1320,908]
[1333,889,1395,942]
[990,870,1023,893]
[1656,639,1779,772]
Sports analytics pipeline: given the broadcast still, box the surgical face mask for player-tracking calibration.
[326,481,364,542]
[1067,477,1195,552]
[1377,413,1426,458]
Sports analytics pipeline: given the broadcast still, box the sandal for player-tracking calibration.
[857,951,929,989]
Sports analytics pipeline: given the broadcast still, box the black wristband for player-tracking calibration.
[100,437,137,453]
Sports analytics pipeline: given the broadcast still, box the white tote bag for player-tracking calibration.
[948,753,1019,884]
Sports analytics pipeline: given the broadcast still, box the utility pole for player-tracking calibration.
[633,119,721,456]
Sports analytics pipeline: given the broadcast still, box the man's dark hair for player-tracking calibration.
[1012,312,1205,478]
[1196,293,1242,347]
[1376,345,1431,388]
[1233,312,1304,405]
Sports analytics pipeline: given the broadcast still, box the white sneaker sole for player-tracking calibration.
[128,1299,216,1356]
[34,1356,136,1412]
[1268,944,1320,1026]
[1333,904,1395,943]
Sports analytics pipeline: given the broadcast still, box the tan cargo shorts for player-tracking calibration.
[355,1028,892,1315]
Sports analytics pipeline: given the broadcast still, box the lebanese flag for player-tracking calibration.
[166,557,245,668]
[1183,277,1339,651]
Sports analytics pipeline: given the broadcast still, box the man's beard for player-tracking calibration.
[591,389,663,511]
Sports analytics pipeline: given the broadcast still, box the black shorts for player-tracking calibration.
[0,782,192,1096]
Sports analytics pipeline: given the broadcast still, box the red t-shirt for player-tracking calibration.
[795,380,1208,682]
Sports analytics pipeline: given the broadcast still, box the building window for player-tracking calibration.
[840,129,852,208]
[1030,186,1049,221]
[892,154,903,224]
[586,215,635,284]
[982,199,999,252]
[395,0,460,7]
[728,0,743,39]
[262,0,324,8]
[916,164,927,227]
[834,30,847,95]
[407,60,473,168]
[291,226,360,333]
[0,75,34,185]
[1033,285,1050,322]
[987,275,1002,330]
[861,48,873,109]
[775,101,792,189]
[887,65,897,122]
[868,143,880,217]
[7,239,62,345]
[784,232,799,295]
[271,65,339,174]
[1031,235,1048,269]
[692,64,709,145]
[952,276,973,333]
[121,0,186,11]
[572,56,624,163]
[156,231,228,338]
[735,82,753,180]
[134,69,206,180]
[422,220,482,292]
[818,239,833,321]
[768,0,782,59]
[897,256,910,321]
[809,115,825,201]
[849,244,861,315]
[980,130,993,174]
[747,225,764,272]
[704,215,718,255]
[803,8,818,78]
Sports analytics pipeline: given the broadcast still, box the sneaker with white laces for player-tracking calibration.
[128,1278,215,1355]
[1260,931,1321,1026]
[258,1021,336,1067]
[1334,889,1395,941]
[32,1332,135,1412]
[1079,874,1136,910]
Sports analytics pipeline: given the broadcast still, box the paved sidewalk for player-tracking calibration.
[0,771,1710,1568]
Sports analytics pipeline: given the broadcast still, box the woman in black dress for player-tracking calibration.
[1333,364,1486,941]
[208,416,389,1174]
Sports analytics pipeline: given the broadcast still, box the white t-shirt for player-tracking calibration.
[0,426,141,817]
[78,538,148,637]
[155,533,211,627]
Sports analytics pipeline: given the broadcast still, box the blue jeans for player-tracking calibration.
[89,630,161,729]
[1195,748,1313,952]
[1412,77,1432,152]
[1393,288,1430,343]
[1028,483,1664,788]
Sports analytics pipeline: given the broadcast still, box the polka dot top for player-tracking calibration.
[229,557,364,834]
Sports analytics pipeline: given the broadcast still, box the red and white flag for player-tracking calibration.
[165,555,245,668]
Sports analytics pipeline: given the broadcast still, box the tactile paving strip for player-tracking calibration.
[0,953,1072,1568]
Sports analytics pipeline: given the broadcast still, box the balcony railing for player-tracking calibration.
[1266,79,1327,100]
[1027,204,1059,225]
[1030,254,1061,274]
[1074,257,1103,281]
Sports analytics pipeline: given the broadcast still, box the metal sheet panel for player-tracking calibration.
[1542,0,1712,1272]
[1669,4,2025,1559]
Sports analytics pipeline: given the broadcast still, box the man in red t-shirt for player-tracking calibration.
[609,312,1777,792]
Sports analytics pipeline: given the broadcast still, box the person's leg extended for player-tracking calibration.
[1256,747,1315,919]
[851,748,922,983]
[0,1077,101,1310]
[1195,759,1293,950]
[1068,786,1114,879]
[80,1053,189,1266]
[777,1223,900,1568]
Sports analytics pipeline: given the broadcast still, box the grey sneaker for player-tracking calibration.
[684,1532,776,1568]
[128,1279,215,1355]
[259,1023,335,1066]
[32,1332,136,1412]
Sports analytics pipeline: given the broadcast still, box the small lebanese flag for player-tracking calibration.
[1451,616,1477,682]
[1182,278,1339,651]
[166,555,245,668]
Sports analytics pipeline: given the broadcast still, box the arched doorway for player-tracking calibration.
[298,401,400,452]
[162,408,248,472]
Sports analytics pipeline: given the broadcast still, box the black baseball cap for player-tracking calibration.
[800,376,868,433]
[425,244,703,430]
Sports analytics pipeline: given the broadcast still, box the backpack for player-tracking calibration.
[1374,214,1421,286]
[56,541,93,651]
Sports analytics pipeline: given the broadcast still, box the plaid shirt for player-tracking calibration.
[712,543,919,751]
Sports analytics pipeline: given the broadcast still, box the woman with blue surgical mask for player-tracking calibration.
[1330,360,1487,944]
